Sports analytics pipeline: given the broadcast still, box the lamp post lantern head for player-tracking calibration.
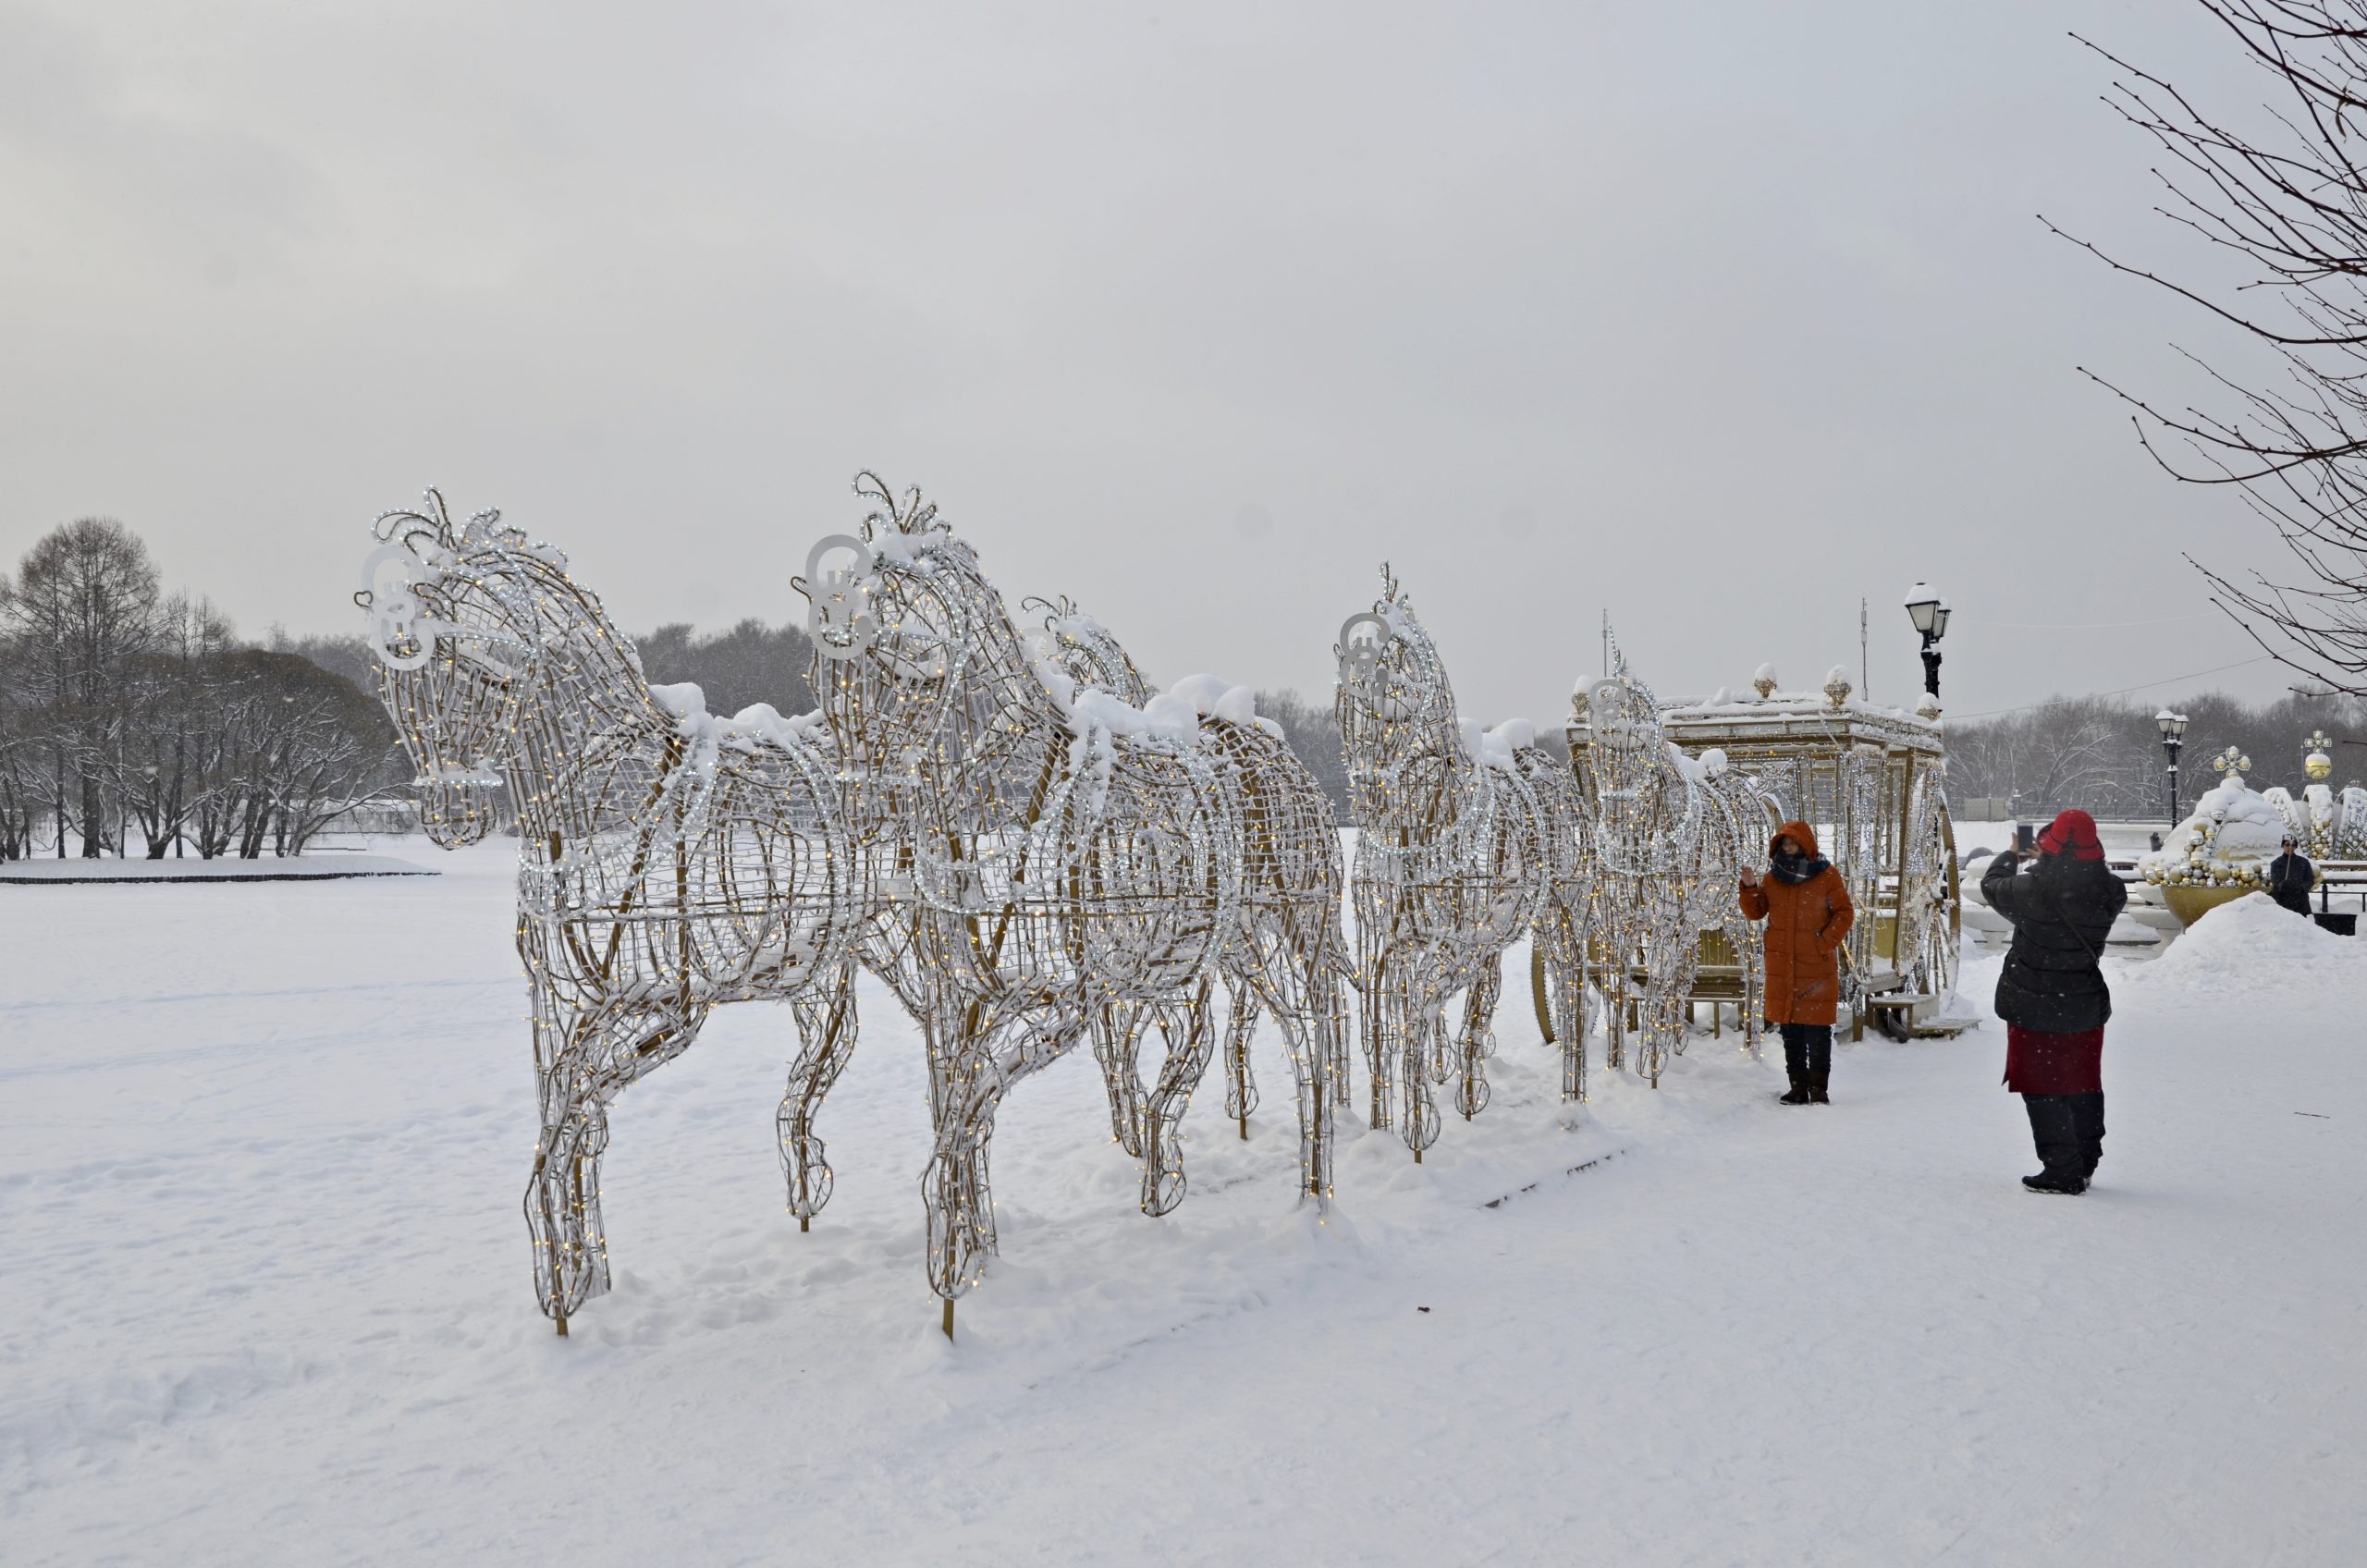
[1905,583,1948,698]
[2156,709,2189,743]
[1904,583,1944,638]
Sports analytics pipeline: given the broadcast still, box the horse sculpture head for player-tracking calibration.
[794,473,1021,810]
[358,490,624,848]
[1334,566,1470,829]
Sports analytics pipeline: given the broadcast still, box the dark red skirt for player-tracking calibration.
[2004,1025,2104,1096]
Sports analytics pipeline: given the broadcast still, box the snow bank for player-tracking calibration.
[2127,891,2364,1001]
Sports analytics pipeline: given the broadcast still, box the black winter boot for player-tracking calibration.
[1807,1072,1830,1105]
[2021,1095,2087,1195]
[1779,1035,1810,1104]
[2071,1092,2106,1184]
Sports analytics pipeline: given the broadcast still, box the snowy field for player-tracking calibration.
[6,840,2365,1566]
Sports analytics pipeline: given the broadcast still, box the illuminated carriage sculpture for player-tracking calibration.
[1619,668,1964,1042]
[1334,569,1593,1152]
[1564,661,1775,1085]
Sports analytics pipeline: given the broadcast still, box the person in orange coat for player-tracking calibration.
[1738,820,1856,1104]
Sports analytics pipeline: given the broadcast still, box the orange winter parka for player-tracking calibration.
[1737,820,1855,1027]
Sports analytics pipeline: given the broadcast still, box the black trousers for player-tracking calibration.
[1778,1023,1833,1078]
[2023,1091,2106,1176]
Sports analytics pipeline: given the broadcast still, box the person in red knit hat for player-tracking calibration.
[1981,808,2126,1194]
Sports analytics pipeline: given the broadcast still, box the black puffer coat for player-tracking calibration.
[1983,850,2127,1033]
[2267,851,2316,917]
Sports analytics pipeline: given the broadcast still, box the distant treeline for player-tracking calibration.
[1944,689,2367,824]
[0,520,401,861]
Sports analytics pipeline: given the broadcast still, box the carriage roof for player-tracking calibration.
[1637,691,1945,762]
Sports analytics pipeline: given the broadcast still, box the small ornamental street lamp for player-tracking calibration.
[1903,583,1951,702]
[2156,709,2189,827]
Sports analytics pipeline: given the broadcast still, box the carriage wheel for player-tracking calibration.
[1910,803,1961,1006]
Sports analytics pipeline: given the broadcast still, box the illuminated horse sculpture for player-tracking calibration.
[1334,569,1593,1157]
[792,476,1350,1318]
[1570,662,1772,1085]
[1022,596,1341,1194]
[359,492,862,1334]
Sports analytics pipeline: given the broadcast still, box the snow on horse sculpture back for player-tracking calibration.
[360,490,860,1333]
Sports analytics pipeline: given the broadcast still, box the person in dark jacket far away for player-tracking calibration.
[1982,809,2128,1194]
[1739,820,1855,1105]
[2266,836,2317,918]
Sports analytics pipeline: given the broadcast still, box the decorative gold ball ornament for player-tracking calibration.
[2306,729,2334,782]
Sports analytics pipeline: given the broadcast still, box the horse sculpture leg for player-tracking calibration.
[920,1008,1087,1317]
[1362,966,1393,1133]
[1394,977,1445,1159]
[1220,977,1262,1140]
[1536,914,1591,1103]
[1136,982,1217,1217]
[524,997,706,1333]
[1453,952,1502,1120]
[1245,926,1341,1202]
[780,958,860,1231]
[1089,1001,1150,1158]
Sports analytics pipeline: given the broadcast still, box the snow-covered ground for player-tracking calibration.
[5,839,2363,1565]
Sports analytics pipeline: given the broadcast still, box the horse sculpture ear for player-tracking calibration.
[804,534,880,662]
[360,543,450,671]
[1336,612,1392,700]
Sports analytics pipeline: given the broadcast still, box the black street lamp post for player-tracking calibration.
[2156,709,2189,827]
[1903,582,1951,702]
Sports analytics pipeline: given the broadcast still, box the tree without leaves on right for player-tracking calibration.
[2053,1,2367,697]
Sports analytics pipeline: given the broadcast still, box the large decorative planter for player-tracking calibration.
[2163,883,2254,928]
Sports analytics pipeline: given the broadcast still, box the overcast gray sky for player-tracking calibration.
[0,0,2312,728]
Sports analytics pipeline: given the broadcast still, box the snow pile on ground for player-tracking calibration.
[2125,890,2365,1002]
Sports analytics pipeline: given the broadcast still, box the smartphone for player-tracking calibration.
[2015,823,2036,853]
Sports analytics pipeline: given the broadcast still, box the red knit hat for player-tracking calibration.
[2038,808,2104,861]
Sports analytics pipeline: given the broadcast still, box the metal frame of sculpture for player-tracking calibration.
[1021,597,1300,1169]
[1334,568,1592,1156]
[792,475,1349,1325]
[1567,659,1773,1085]
[360,491,862,1334]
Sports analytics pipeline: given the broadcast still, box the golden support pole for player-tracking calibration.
[942,1297,955,1341]
[800,1216,810,1233]
[555,1313,568,1338]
